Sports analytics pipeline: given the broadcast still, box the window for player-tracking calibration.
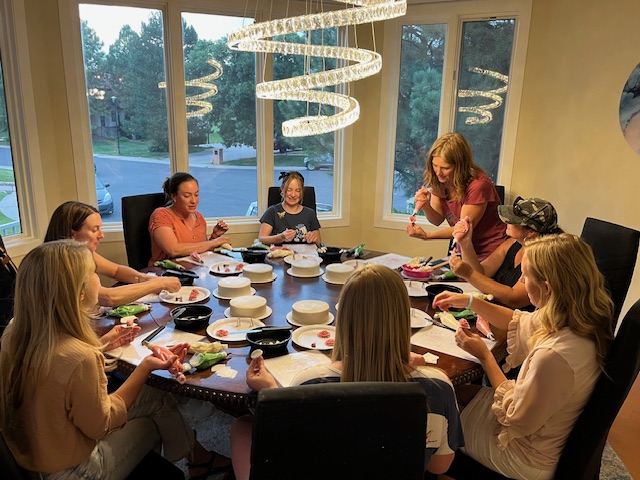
[378,0,530,224]
[0,56,20,237]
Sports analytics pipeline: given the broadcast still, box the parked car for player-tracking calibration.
[303,153,334,171]
[245,201,333,216]
[95,174,114,216]
[274,138,293,153]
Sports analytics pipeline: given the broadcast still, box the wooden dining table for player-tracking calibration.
[103,250,505,412]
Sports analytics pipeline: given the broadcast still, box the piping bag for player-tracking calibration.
[476,315,495,341]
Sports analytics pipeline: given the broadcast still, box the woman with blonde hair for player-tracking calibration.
[230,265,464,479]
[406,133,506,260]
[0,240,228,479]
[258,171,321,245]
[434,234,614,480]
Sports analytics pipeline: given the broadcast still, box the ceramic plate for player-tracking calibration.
[404,280,429,297]
[206,317,266,341]
[411,308,433,328]
[212,287,256,300]
[209,262,247,275]
[240,273,278,284]
[286,311,334,327]
[223,306,272,321]
[284,254,322,265]
[292,325,336,350]
[321,274,346,285]
[286,267,325,278]
[159,286,210,305]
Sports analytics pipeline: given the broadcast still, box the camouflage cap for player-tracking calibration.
[497,197,558,233]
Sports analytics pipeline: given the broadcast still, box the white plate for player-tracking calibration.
[240,273,278,284]
[321,274,347,285]
[212,287,256,300]
[223,306,272,321]
[292,325,337,350]
[286,267,325,278]
[286,311,335,327]
[206,317,266,341]
[284,254,322,265]
[411,308,433,328]
[159,286,211,305]
[209,262,247,275]
[404,280,429,297]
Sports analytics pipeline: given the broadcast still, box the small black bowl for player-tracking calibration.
[241,249,268,264]
[425,284,464,300]
[171,305,213,332]
[246,328,291,353]
[318,246,343,264]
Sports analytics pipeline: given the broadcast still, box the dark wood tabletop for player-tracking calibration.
[105,251,505,411]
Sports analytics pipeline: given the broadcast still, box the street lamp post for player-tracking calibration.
[111,96,121,155]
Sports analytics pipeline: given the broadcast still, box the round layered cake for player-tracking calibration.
[217,276,252,298]
[290,258,321,277]
[230,295,268,318]
[324,263,354,284]
[242,264,274,283]
[292,300,330,325]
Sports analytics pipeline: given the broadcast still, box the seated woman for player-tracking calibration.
[45,201,181,308]
[0,240,230,479]
[449,197,562,309]
[149,172,231,264]
[406,133,507,260]
[258,171,321,245]
[230,265,464,479]
[434,234,613,480]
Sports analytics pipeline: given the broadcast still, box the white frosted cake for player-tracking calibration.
[218,276,252,298]
[292,300,330,325]
[230,295,267,318]
[324,263,354,284]
[242,264,274,283]
[290,258,321,277]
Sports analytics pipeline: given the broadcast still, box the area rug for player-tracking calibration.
[173,400,632,479]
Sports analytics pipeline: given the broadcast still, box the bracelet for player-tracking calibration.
[465,294,474,310]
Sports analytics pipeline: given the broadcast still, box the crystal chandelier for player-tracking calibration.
[458,67,509,125]
[228,0,407,137]
[159,58,223,118]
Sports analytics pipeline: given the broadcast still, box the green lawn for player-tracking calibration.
[0,191,13,224]
[0,169,15,182]
[224,154,306,167]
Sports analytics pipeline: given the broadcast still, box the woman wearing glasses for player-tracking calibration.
[449,197,563,309]
[406,133,507,260]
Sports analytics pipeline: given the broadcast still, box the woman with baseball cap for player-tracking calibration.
[449,197,562,309]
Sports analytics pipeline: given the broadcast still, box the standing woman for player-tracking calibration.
[45,201,181,308]
[434,234,613,480]
[230,265,463,479]
[0,240,223,479]
[258,171,321,245]
[149,172,231,264]
[406,133,506,260]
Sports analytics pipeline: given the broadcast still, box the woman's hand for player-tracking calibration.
[454,327,491,362]
[150,276,181,293]
[101,324,142,351]
[210,220,229,239]
[406,223,428,240]
[140,352,179,373]
[450,254,473,278]
[209,235,231,249]
[246,356,278,391]
[452,216,473,247]
[414,187,431,207]
[432,292,470,311]
[280,229,296,243]
[409,352,427,367]
[305,230,320,245]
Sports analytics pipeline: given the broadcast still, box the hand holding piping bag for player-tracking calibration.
[409,186,432,224]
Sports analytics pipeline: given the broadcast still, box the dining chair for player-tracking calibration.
[580,217,640,328]
[0,233,18,336]
[121,192,166,270]
[441,297,640,480]
[267,185,317,211]
[0,431,42,479]
[250,381,427,480]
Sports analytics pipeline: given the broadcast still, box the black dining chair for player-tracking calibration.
[267,185,317,211]
[250,381,427,480]
[580,217,640,328]
[441,297,640,480]
[121,192,167,270]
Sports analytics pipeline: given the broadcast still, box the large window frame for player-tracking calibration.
[60,0,351,246]
[0,0,48,254]
[374,0,532,230]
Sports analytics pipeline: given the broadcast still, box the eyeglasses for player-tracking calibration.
[512,196,549,231]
